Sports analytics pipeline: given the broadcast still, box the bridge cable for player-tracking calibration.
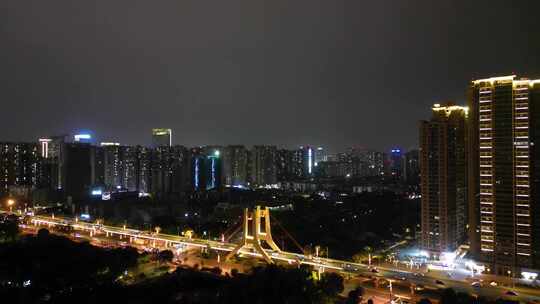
[270,215,305,255]
[221,216,242,242]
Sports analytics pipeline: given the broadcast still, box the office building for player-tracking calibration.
[420,103,468,254]
[468,76,540,275]
[152,128,172,148]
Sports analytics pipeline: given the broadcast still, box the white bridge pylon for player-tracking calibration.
[226,206,281,263]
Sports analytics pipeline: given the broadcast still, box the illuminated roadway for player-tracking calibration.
[25,214,540,302]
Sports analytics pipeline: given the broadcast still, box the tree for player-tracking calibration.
[456,291,474,304]
[346,286,364,304]
[440,288,457,304]
[495,300,518,304]
[158,250,174,264]
[319,272,344,297]
[37,228,50,239]
[0,214,19,241]
[210,266,222,275]
[222,264,320,303]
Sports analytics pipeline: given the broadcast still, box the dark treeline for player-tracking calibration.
[0,227,139,303]
[273,191,420,258]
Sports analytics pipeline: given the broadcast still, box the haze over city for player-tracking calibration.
[2,0,540,151]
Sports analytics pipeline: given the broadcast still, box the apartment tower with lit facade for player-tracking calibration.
[420,103,468,255]
[468,75,540,275]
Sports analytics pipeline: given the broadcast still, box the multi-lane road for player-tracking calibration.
[22,213,540,303]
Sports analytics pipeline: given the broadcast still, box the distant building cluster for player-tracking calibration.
[419,75,540,276]
[0,129,420,204]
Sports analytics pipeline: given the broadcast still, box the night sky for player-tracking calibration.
[1,0,539,152]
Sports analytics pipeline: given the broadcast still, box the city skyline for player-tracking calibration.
[29,129,416,154]
[2,0,539,151]
[2,1,540,302]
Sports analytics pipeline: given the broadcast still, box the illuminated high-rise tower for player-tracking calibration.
[191,147,222,191]
[296,146,314,177]
[420,103,468,254]
[250,146,277,185]
[222,145,248,186]
[151,128,172,148]
[468,75,540,275]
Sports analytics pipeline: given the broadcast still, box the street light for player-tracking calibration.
[7,199,15,213]
[508,270,515,289]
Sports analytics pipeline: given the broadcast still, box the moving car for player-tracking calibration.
[505,290,518,296]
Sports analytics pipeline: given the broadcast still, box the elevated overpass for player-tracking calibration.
[11,210,540,303]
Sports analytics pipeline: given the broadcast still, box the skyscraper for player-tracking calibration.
[314,147,326,164]
[205,148,221,190]
[38,135,65,190]
[137,146,152,193]
[151,128,172,148]
[102,144,123,189]
[222,145,248,186]
[250,146,277,186]
[420,103,468,254]
[298,146,314,177]
[468,76,540,275]
[404,149,420,185]
[151,145,190,196]
[63,142,93,202]
[0,142,40,196]
[389,148,403,180]
[73,133,93,144]
[276,149,295,182]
